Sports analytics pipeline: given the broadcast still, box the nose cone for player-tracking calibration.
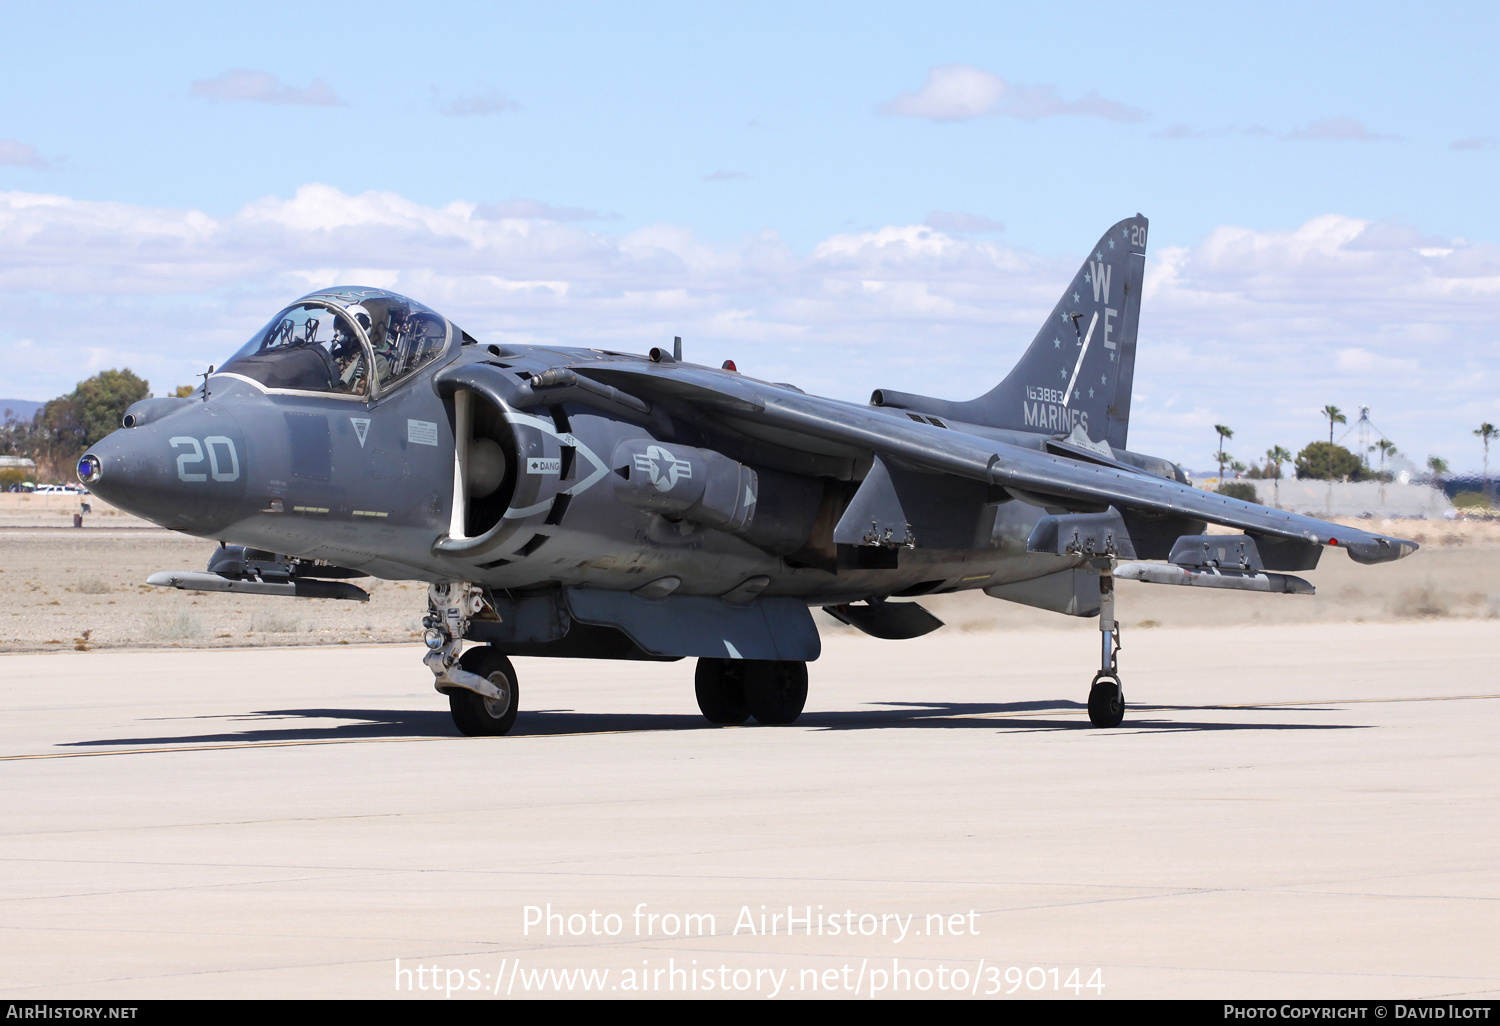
[83,412,248,533]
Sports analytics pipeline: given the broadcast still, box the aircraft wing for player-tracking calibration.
[563,362,1418,564]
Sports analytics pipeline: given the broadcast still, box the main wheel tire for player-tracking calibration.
[746,660,808,726]
[694,658,751,725]
[448,646,519,736]
[1087,676,1125,728]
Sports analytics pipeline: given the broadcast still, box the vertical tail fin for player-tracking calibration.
[872,215,1147,450]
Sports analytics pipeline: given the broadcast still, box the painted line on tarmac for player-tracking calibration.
[0,694,1494,762]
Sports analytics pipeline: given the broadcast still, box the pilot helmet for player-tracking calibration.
[343,303,375,335]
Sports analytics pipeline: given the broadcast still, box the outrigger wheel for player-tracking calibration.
[1087,672,1125,728]
[1087,560,1126,728]
[449,646,519,736]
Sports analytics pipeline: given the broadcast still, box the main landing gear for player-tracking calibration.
[1088,562,1125,728]
[695,658,808,726]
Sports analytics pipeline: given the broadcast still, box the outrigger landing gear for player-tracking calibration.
[1088,561,1126,728]
[423,581,520,736]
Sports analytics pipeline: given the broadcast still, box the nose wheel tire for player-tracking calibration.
[746,660,808,726]
[695,658,751,725]
[449,646,519,736]
[1087,673,1125,728]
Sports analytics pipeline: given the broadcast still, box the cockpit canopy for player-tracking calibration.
[219,288,453,398]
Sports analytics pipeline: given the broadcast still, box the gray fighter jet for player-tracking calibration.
[78,215,1417,734]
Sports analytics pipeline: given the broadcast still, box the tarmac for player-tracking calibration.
[0,621,1496,1000]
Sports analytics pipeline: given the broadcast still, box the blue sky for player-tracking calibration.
[2,1,1497,472]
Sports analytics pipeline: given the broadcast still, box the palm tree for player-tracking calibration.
[1323,406,1345,445]
[1266,446,1292,508]
[1372,439,1399,508]
[1427,455,1449,514]
[1476,423,1497,507]
[1322,405,1346,477]
[1374,439,1398,478]
[1214,424,1233,482]
[1321,406,1347,512]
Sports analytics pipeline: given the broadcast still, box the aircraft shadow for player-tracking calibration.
[60,699,1367,747]
[798,700,1366,734]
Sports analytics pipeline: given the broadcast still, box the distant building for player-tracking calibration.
[1194,476,1449,518]
[0,456,36,470]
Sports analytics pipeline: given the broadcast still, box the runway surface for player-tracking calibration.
[1,620,1496,999]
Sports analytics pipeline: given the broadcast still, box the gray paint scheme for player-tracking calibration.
[80,217,1418,674]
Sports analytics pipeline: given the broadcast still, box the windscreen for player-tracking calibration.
[220,304,369,395]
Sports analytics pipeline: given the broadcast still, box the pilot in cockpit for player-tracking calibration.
[218,291,447,396]
[330,306,371,392]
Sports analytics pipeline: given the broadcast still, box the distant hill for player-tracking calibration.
[0,399,42,423]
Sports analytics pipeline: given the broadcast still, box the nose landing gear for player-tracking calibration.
[448,646,519,737]
[424,581,519,736]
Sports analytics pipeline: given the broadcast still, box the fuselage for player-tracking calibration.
[84,329,1184,608]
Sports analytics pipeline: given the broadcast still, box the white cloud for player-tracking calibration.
[0,140,53,169]
[0,187,1495,471]
[190,69,345,106]
[1282,117,1396,142]
[1451,136,1500,151]
[1143,215,1500,469]
[880,65,1006,121]
[880,65,1146,123]
[1157,121,1400,143]
[1334,347,1419,374]
[999,85,1145,123]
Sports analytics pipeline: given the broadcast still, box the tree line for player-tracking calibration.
[1,369,190,484]
[1209,406,1496,507]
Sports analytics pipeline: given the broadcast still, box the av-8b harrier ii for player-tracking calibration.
[79,215,1417,734]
